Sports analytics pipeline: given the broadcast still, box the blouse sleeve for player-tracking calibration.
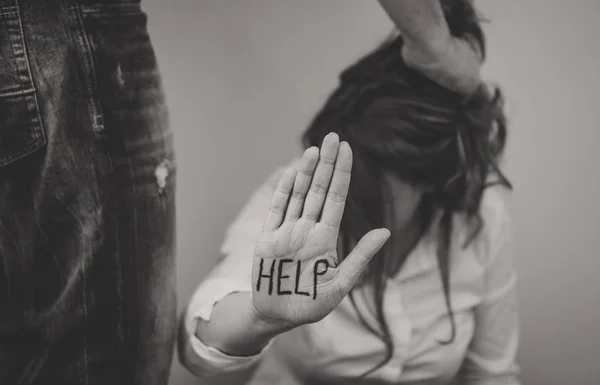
[458,194,521,385]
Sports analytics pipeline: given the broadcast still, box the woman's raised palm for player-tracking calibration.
[251,133,390,329]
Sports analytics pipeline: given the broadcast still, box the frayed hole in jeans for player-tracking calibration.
[116,63,124,87]
[155,160,171,192]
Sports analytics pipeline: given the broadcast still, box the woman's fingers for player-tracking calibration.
[262,167,297,231]
[285,147,319,221]
[336,228,391,292]
[302,133,340,221]
[320,141,353,229]
[264,132,348,231]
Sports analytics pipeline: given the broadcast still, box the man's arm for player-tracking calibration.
[379,0,452,52]
[378,0,483,96]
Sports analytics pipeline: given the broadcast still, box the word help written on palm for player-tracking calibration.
[251,133,390,329]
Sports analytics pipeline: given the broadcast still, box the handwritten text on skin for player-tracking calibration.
[256,258,330,299]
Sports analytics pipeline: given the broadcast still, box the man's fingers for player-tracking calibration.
[285,147,319,221]
[262,167,297,231]
[320,141,352,229]
[336,229,391,291]
[302,133,340,221]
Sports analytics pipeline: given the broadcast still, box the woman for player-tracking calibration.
[179,1,519,384]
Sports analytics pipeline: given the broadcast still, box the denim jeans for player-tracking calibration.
[0,0,176,384]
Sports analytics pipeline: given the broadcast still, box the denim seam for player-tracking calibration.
[68,5,110,384]
[14,0,45,143]
[69,4,105,137]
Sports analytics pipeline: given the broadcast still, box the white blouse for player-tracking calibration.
[179,161,521,385]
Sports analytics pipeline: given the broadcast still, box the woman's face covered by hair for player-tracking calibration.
[381,170,423,231]
[304,29,507,223]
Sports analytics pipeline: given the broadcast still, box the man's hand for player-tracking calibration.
[378,0,483,96]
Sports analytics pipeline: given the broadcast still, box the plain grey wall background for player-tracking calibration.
[142,1,600,384]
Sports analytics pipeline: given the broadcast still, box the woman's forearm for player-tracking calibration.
[194,292,287,357]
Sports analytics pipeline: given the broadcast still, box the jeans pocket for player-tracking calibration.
[0,5,45,169]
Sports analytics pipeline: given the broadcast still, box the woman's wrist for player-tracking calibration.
[248,302,294,339]
[194,293,290,357]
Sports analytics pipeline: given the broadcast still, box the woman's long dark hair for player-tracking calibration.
[302,0,511,377]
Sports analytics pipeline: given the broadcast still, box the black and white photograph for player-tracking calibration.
[0,1,598,385]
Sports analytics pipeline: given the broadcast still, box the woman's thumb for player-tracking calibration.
[336,228,391,291]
